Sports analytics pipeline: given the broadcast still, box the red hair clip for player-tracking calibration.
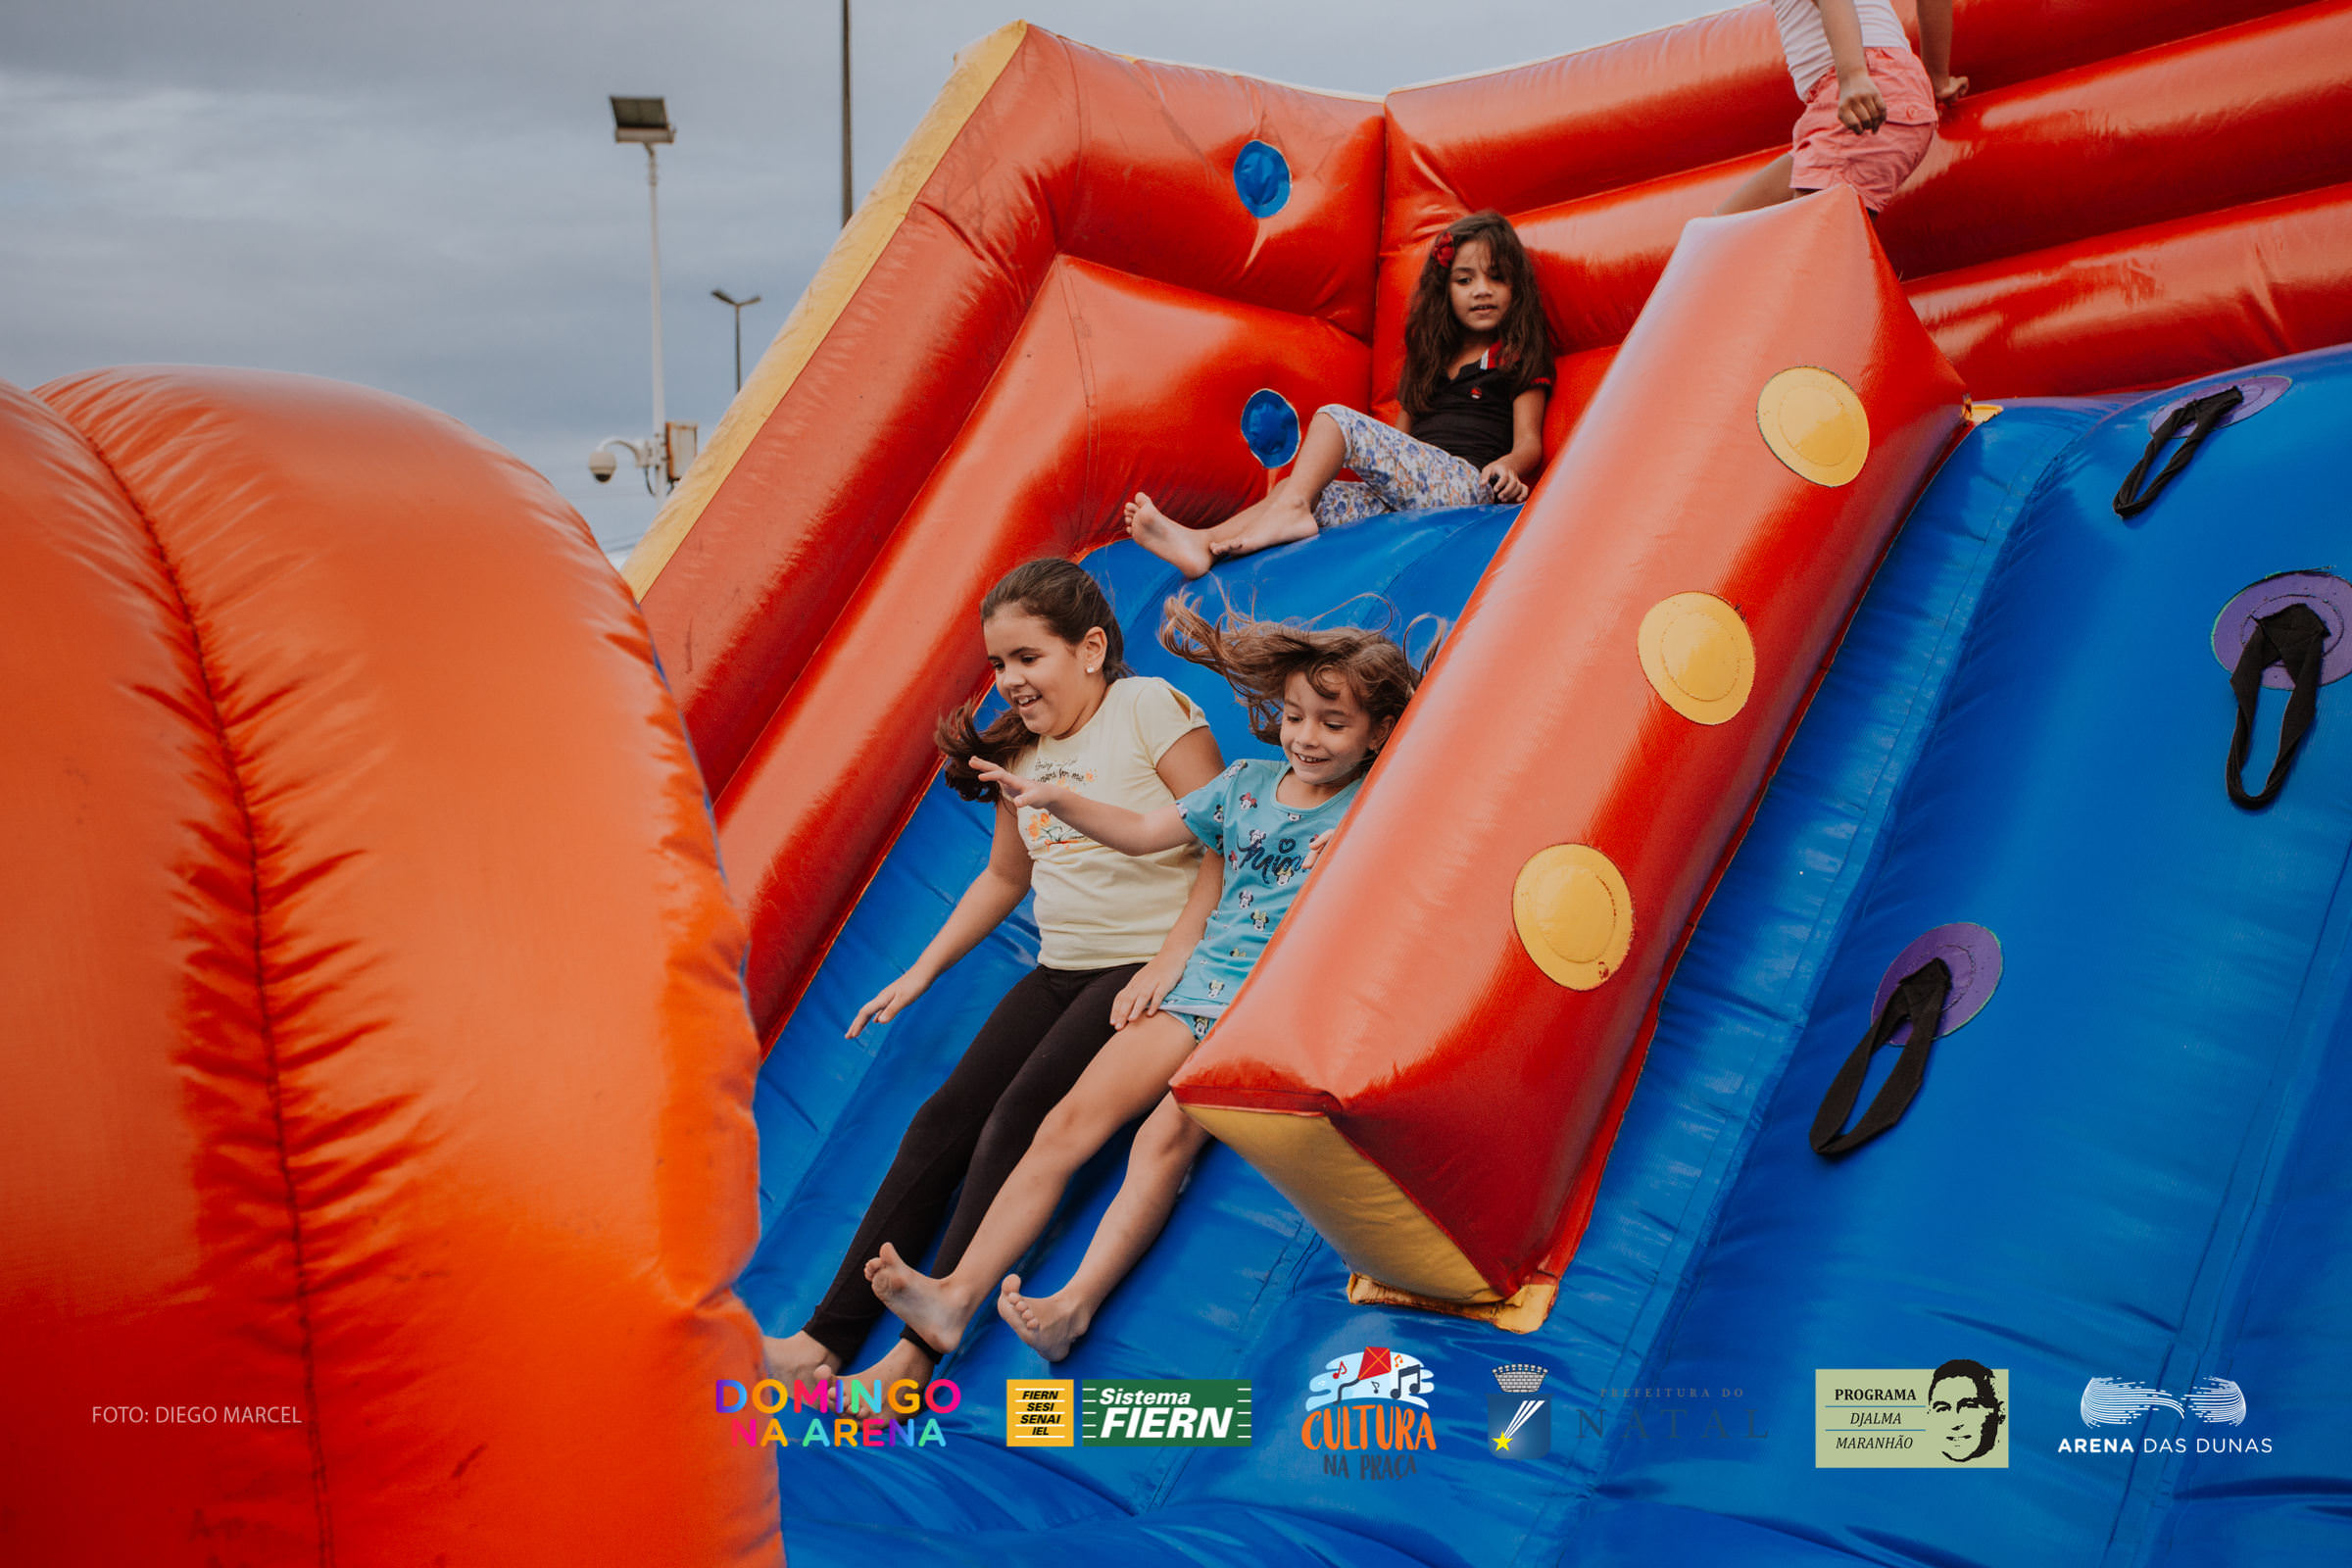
[1432,232,1456,267]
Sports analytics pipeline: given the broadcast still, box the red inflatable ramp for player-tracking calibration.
[1173,191,1968,1325]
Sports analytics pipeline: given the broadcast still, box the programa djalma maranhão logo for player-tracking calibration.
[1814,1361,2007,1467]
[715,1375,961,1449]
[1300,1347,1437,1480]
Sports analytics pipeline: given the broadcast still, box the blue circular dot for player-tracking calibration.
[1241,389,1301,469]
[1233,140,1291,220]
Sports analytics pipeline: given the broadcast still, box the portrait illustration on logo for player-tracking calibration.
[1927,1359,2005,1465]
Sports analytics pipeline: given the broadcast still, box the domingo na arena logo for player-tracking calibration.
[1301,1347,1437,1481]
[715,1376,961,1449]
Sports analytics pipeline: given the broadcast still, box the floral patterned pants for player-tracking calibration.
[1310,403,1490,529]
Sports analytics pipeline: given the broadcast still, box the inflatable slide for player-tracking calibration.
[8,2,2352,1564]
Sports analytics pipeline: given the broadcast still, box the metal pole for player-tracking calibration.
[647,143,666,449]
[732,306,743,392]
[840,0,854,226]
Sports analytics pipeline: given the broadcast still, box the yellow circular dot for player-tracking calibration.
[1638,592,1755,725]
[1757,367,1870,486]
[1513,845,1634,991]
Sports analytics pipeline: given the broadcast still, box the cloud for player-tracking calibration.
[3,1,1710,555]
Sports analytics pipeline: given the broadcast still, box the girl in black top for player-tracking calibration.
[1128,209,1553,578]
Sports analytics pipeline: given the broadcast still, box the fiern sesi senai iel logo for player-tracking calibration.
[715,1376,961,1449]
[1301,1347,1437,1480]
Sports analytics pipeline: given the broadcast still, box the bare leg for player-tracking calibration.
[1125,410,1355,576]
[760,1330,837,1384]
[1714,154,1795,216]
[842,1336,933,1390]
[1201,411,1350,561]
[1000,1095,1209,1361]
[865,1012,1201,1356]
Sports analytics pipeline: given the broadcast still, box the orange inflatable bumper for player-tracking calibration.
[0,370,778,1564]
[1173,193,1968,1317]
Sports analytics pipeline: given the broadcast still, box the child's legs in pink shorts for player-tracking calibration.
[1788,47,1937,213]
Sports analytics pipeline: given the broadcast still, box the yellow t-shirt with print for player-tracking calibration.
[1013,674,1210,969]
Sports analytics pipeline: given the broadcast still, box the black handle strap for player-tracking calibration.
[2114,386,2244,518]
[1811,958,1953,1157]
[2228,602,2328,809]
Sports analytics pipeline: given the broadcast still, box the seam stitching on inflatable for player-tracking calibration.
[98,450,340,1568]
[1544,413,2086,1546]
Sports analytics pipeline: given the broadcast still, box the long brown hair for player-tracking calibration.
[1158,594,1426,780]
[938,559,1131,802]
[1396,209,1551,419]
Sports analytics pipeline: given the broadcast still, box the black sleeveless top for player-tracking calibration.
[1409,347,1552,470]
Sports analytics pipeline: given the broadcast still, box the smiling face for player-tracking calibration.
[984,608,1108,741]
[1447,235,1511,341]
[1929,1374,1999,1462]
[1278,669,1395,799]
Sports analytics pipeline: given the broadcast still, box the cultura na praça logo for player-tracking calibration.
[1301,1347,1437,1480]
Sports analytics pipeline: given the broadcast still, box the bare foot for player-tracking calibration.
[1125,493,1214,579]
[998,1274,1093,1363]
[760,1330,837,1385]
[866,1242,973,1357]
[1210,495,1318,560]
[844,1337,936,1390]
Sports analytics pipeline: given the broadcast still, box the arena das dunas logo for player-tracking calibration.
[2069,1376,2272,1456]
[1300,1347,1437,1481]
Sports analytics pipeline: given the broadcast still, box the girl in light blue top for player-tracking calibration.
[865,595,1427,1362]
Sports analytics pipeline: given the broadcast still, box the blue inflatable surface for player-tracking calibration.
[742,346,2352,1566]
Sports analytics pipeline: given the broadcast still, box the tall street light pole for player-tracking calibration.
[711,289,762,392]
[612,97,676,480]
[841,0,854,225]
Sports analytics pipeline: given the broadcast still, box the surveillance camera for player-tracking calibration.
[588,448,617,483]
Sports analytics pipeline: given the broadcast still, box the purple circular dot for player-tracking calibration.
[2144,372,2292,433]
[2212,571,2352,690]
[1871,922,2001,1043]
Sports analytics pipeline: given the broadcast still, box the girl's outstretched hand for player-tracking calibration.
[970,758,1059,810]
[1301,830,1337,871]
[849,969,932,1038]
[1480,459,1529,505]
[1109,953,1185,1030]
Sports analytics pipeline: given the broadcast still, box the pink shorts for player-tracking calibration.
[1789,47,1937,212]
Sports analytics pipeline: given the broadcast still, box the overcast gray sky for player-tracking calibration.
[3,2,1713,558]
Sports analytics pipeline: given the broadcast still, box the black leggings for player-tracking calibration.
[800,961,1142,1367]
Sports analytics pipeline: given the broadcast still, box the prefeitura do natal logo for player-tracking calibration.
[1300,1347,1437,1482]
[1489,1364,1551,1459]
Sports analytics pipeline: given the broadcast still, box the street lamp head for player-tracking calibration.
[611,96,673,145]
